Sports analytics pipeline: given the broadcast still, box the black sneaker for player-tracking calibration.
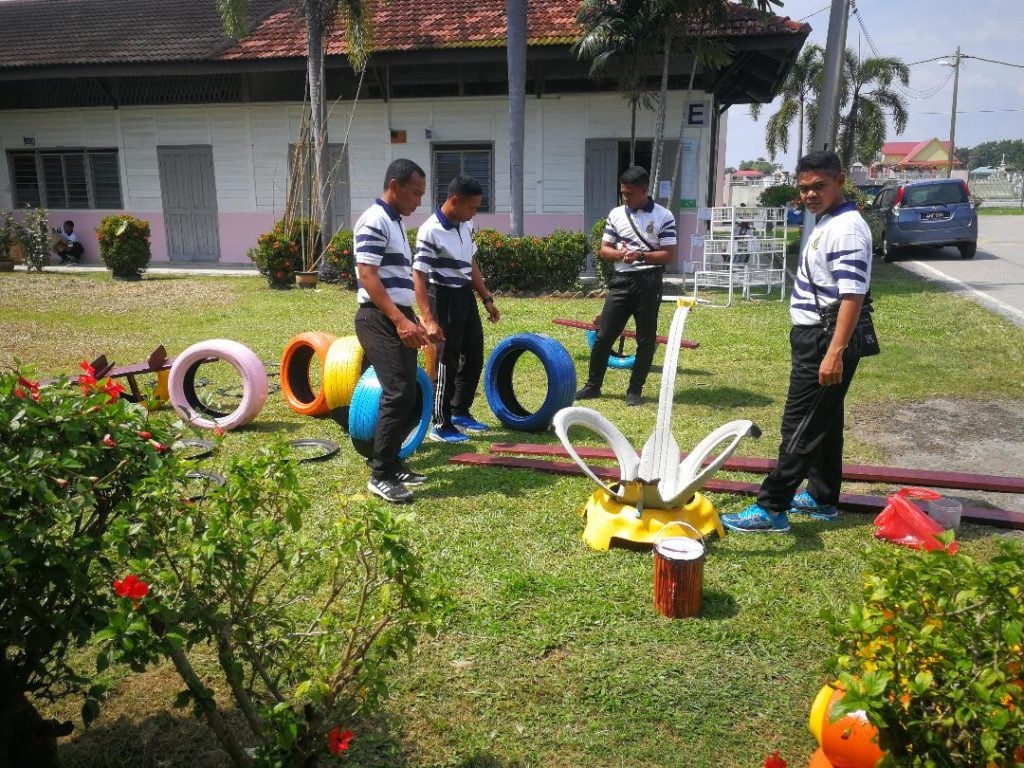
[396,464,427,486]
[625,392,642,407]
[367,476,413,504]
[575,385,601,401]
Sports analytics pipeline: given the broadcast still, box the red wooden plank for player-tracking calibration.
[450,453,1024,530]
[551,317,699,349]
[489,443,1024,496]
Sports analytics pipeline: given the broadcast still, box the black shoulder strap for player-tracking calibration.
[624,208,658,252]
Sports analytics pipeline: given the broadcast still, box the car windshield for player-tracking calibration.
[903,184,968,207]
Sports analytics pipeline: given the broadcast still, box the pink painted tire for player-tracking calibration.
[168,339,268,431]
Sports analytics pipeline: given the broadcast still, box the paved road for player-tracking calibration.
[895,215,1024,327]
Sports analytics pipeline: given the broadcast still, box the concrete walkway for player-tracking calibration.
[12,261,261,276]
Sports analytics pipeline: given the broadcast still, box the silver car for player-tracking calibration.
[864,179,978,261]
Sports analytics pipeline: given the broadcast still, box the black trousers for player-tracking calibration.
[355,303,418,480]
[428,284,484,427]
[757,325,861,513]
[586,268,663,394]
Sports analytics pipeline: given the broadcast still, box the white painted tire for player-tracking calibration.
[169,339,268,431]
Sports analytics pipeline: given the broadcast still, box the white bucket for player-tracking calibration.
[928,497,962,532]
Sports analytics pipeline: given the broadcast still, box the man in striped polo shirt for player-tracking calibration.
[413,175,500,444]
[354,158,442,504]
[723,150,872,533]
[575,165,677,407]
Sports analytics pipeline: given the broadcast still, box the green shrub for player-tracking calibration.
[248,218,322,287]
[18,207,52,272]
[474,228,588,293]
[322,229,356,288]
[591,218,615,287]
[0,365,178,765]
[830,540,1024,765]
[758,184,799,209]
[101,444,441,767]
[0,211,18,262]
[96,214,151,278]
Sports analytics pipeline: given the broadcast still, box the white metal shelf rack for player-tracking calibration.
[691,206,788,306]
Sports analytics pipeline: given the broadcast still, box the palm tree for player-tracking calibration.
[751,44,823,162]
[507,0,527,236]
[219,0,370,266]
[837,50,910,167]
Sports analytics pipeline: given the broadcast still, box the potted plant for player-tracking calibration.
[289,217,321,289]
[827,538,1024,766]
[97,215,151,280]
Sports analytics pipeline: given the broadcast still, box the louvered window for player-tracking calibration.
[7,149,123,209]
[432,144,493,213]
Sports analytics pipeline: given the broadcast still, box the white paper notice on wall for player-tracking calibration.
[658,180,670,199]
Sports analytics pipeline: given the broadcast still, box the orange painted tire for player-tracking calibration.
[280,332,336,417]
[809,747,835,768]
[819,686,885,768]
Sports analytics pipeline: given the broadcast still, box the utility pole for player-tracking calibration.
[946,46,961,178]
[801,0,851,248]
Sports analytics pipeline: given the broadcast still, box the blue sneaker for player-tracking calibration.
[721,503,791,533]
[428,424,470,444]
[789,490,839,521]
[451,412,489,432]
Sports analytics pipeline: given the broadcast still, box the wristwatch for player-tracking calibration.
[483,295,494,305]
[636,253,646,264]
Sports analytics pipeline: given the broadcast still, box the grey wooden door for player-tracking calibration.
[157,146,220,262]
[584,139,620,273]
[288,143,350,236]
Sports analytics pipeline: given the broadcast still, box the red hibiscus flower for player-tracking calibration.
[763,751,787,768]
[148,439,166,452]
[113,574,149,607]
[78,360,98,392]
[213,425,225,437]
[13,386,25,399]
[138,430,152,440]
[326,727,353,756]
[102,433,117,447]
[18,376,41,401]
[102,377,125,403]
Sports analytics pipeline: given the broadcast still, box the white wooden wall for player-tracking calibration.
[0,92,714,216]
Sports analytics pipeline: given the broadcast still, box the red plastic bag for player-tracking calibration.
[873,487,959,553]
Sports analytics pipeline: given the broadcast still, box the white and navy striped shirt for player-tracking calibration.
[791,201,872,326]
[354,198,414,307]
[413,206,476,289]
[602,198,677,273]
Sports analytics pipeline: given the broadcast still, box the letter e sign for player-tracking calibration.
[687,103,705,126]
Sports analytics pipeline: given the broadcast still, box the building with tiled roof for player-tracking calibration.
[0,0,810,266]
[875,139,961,176]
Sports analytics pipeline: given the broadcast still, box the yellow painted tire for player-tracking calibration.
[280,332,336,417]
[323,335,365,427]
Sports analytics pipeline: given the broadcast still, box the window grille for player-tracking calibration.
[7,149,123,209]
[432,144,493,213]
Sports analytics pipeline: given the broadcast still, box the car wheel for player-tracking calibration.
[881,233,899,263]
[958,241,977,259]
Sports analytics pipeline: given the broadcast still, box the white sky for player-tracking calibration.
[724,0,1024,170]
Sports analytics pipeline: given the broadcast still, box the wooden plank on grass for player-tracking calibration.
[552,318,699,349]
[450,453,1024,530]
[489,443,1024,495]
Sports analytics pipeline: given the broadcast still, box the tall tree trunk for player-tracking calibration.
[650,28,672,191]
[506,0,526,236]
[797,97,805,161]
[841,92,860,169]
[669,39,701,208]
[306,11,330,269]
[629,100,637,166]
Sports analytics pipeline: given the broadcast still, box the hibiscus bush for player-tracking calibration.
[830,540,1024,766]
[0,365,178,767]
[248,218,322,288]
[100,444,442,767]
[322,229,356,289]
[96,214,152,278]
[474,228,588,292]
[18,206,52,272]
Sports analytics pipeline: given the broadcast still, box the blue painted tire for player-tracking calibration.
[484,333,577,432]
[348,366,432,460]
[585,329,636,370]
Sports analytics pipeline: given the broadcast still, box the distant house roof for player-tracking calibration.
[879,139,960,167]
[732,170,764,177]
[0,0,807,68]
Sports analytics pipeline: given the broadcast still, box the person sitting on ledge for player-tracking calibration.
[53,220,84,265]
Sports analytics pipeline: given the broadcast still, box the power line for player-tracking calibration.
[797,4,831,22]
[964,55,1024,69]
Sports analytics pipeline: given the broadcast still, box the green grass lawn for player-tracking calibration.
[4,265,1024,767]
[978,205,1024,215]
